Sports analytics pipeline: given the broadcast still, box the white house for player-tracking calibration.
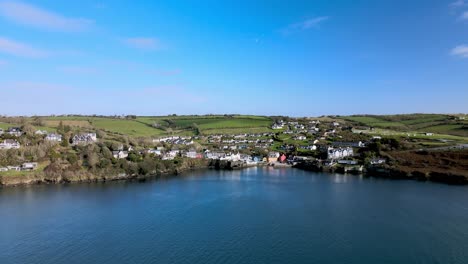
[185,149,198,159]
[147,149,162,155]
[0,139,20,149]
[327,147,354,160]
[370,158,386,165]
[272,123,284,129]
[294,135,307,141]
[162,154,175,160]
[204,151,226,159]
[22,162,38,171]
[0,128,3,135]
[35,130,48,135]
[338,160,358,165]
[72,133,97,145]
[7,127,22,137]
[331,141,365,148]
[112,150,129,159]
[45,133,62,142]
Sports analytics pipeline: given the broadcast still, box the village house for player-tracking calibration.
[7,166,21,171]
[204,151,226,160]
[338,160,358,165]
[7,127,22,137]
[35,130,48,135]
[153,136,193,145]
[331,141,365,148]
[0,139,20,149]
[221,152,241,161]
[370,158,386,165]
[267,152,280,163]
[112,150,129,159]
[162,154,175,160]
[0,128,4,135]
[72,133,97,145]
[22,162,38,171]
[185,149,203,159]
[294,124,305,130]
[45,133,62,142]
[327,147,354,160]
[147,149,162,156]
[168,149,180,157]
[279,153,287,163]
[300,145,317,151]
[272,123,284,129]
[294,135,307,141]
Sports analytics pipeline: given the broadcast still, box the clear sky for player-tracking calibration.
[0,0,467,116]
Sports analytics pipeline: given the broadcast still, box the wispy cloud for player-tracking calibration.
[450,0,466,8]
[0,37,48,58]
[281,16,330,35]
[0,82,208,115]
[0,1,93,31]
[451,45,468,58]
[461,11,468,20]
[58,66,99,74]
[148,69,181,76]
[124,37,164,51]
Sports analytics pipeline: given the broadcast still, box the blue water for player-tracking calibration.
[1,167,468,264]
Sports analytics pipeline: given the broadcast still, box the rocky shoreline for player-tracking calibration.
[0,159,266,187]
[2,159,467,187]
[293,161,468,185]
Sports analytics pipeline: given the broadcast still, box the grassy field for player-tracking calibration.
[343,114,467,137]
[92,118,166,137]
[0,162,48,177]
[136,115,273,135]
[33,115,274,137]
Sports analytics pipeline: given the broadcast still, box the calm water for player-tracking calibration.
[1,168,468,264]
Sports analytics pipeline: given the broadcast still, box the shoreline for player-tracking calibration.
[2,159,468,187]
[293,162,468,185]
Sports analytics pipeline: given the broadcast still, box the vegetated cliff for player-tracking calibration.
[294,149,468,185]
[0,158,210,186]
[375,149,468,184]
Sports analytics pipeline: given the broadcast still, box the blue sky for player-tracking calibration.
[0,0,467,116]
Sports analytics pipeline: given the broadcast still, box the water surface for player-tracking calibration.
[1,167,468,264]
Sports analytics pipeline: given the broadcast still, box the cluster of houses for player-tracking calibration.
[0,118,390,173]
[0,127,23,137]
[153,136,194,145]
[272,120,317,131]
[207,133,275,150]
[0,139,21,149]
[72,133,97,145]
[0,162,38,172]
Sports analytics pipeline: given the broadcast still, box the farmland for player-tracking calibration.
[342,114,468,137]
[24,115,276,137]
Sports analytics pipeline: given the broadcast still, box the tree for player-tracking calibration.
[48,149,61,163]
[67,153,79,165]
[58,121,64,132]
[22,124,36,136]
[32,116,45,126]
[87,152,99,168]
